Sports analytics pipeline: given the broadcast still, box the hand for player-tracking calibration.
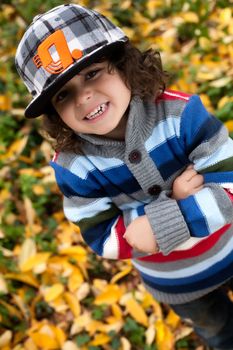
[172,165,204,200]
[123,215,158,253]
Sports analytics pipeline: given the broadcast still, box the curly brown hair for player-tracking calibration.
[42,41,168,153]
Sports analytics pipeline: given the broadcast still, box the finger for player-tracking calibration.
[179,168,197,181]
[186,164,194,170]
[188,174,204,187]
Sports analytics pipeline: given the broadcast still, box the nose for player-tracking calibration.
[75,86,92,106]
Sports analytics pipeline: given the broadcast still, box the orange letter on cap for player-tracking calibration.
[35,30,82,74]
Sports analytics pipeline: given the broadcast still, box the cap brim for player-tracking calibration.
[25,40,127,118]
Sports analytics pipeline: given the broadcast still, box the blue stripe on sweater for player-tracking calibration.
[180,95,222,154]
[177,196,209,237]
[82,217,117,256]
[51,161,141,197]
[204,171,233,184]
[51,162,105,197]
[149,138,189,180]
[140,250,233,293]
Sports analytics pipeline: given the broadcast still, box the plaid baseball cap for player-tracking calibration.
[15,4,128,118]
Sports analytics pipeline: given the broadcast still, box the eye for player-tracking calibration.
[85,68,102,81]
[54,89,69,104]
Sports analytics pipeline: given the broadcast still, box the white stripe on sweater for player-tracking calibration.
[194,138,233,171]
[145,117,181,151]
[70,155,124,179]
[64,197,112,221]
[194,188,226,233]
[103,217,120,259]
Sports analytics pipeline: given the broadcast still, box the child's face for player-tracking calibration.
[51,61,131,140]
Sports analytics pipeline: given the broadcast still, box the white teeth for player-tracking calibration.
[85,103,107,120]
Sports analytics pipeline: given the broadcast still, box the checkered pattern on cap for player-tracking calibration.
[15,4,128,118]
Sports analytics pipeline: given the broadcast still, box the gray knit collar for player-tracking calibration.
[76,96,156,146]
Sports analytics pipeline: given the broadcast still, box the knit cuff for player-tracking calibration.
[145,199,190,255]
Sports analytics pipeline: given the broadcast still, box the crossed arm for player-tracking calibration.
[123,165,204,253]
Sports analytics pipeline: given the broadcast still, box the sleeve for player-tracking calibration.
[145,95,233,255]
[51,159,147,260]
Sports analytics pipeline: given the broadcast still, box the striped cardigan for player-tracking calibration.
[51,90,233,304]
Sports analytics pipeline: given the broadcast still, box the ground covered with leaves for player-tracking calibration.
[0,0,233,349]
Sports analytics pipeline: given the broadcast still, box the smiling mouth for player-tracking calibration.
[84,102,109,120]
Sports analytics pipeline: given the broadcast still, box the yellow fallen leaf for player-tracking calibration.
[125,298,148,327]
[225,120,233,132]
[32,184,46,195]
[24,196,36,227]
[196,71,217,81]
[199,37,212,51]
[30,333,59,350]
[94,284,123,305]
[209,77,231,88]
[145,324,156,345]
[70,312,92,335]
[50,325,66,347]
[44,284,65,302]
[111,303,122,319]
[120,0,132,10]
[4,272,39,288]
[20,252,51,272]
[62,341,79,350]
[219,8,232,26]
[18,238,37,268]
[175,325,193,341]
[90,333,110,346]
[68,267,84,292]
[218,96,233,109]
[24,337,38,350]
[76,282,90,301]
[165,309,180,329]
[58,246,86,256]
[147,0,163,17]
[93,279,108,292]
[58,246,87,262]
[103,318,123,333]
[142,292,163,319]
[0,135,28,163]
[155,319,175,350]
[85,320,105,335]
[0,94,11,111]
[64,292,81,317]
[0,274,8,294]
[0,331,12,347]
[121,336,131,350]
[110,265,132,284]
[180,11,199,23]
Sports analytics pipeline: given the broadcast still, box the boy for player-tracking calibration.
[15,4,233,349]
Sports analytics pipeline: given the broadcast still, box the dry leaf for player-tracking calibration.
[20,252,51,272]
[0,331,12,347]
[64,292,81,317]
[94,284,123,305]
[90,333,111,346]
[43,283,65,302]
[155,319,175,350]
[110,265,132,284]
[18,238,36,268]
[4,272,39,288]
[125,298,148,327]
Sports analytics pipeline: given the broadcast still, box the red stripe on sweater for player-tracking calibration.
[115,216,132,259]
[156,90,192,103]
[138,224,231,263]
[52,151,59,162]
